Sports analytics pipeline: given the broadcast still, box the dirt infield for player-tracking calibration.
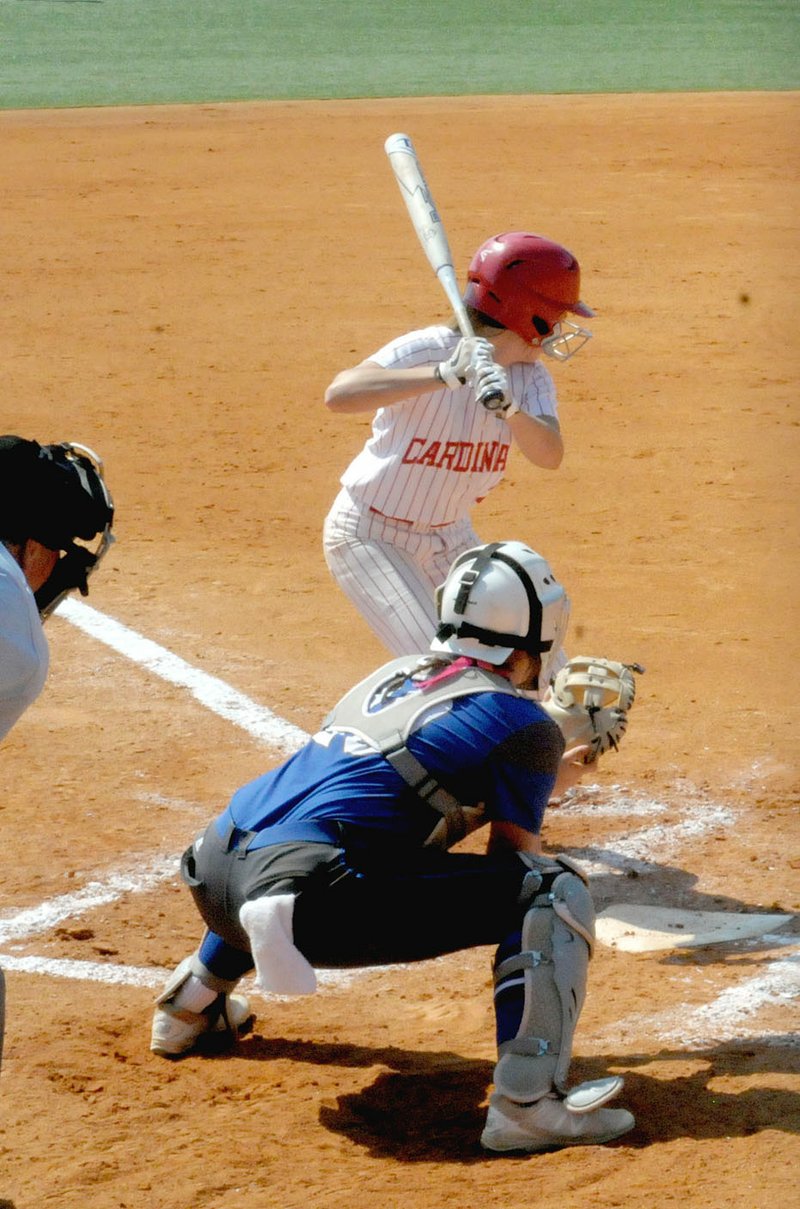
[0,93,798,1208]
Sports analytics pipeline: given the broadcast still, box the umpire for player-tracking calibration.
[0,435,114,742]
[151,541,635,1154]
[0,434,114,1071]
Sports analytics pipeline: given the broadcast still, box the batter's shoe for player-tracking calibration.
[150,992,253,1058]
[480,1091,635,1154]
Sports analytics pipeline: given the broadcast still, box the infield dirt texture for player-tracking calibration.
[1,5,798,1208]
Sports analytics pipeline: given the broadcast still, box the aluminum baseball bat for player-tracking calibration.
[384,132,505,408]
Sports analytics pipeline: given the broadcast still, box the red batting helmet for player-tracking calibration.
[464,232,595,345]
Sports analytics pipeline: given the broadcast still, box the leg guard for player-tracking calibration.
[154,950,240,1007]
[151,951,253,1058]
[492,854,595,1103]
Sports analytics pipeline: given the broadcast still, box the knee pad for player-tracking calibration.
[492,855,595,1102]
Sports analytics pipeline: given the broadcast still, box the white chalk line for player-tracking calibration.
[593,952,800,1049]
[1,599,795,1048]
[0,858,179,945]
[1,954,167,989]
[0,953,371,994]
[57,597,310,756]
[567,804,737,875]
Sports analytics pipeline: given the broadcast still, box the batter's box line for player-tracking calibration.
[0,953,379,994]
[56,597,310,756]
[0,857,180,946]
[3,950,797,1054]
[589,951,800,1050]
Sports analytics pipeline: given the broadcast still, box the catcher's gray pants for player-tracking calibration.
[185,826,594,1100]
[184,820,533,982]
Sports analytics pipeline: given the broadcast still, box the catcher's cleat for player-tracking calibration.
[150,992,253,1058]
[480,1091,635,1154]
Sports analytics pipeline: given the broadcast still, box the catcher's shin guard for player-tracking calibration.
[492,855,594,1103]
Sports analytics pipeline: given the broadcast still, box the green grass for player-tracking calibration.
[1,0,798,110]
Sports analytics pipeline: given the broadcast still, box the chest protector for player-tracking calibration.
[323,656,519,849]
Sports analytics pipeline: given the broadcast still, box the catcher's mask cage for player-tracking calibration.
[35,442,116,623]
[0,437,116,623]
[431,541,569,688]
[465,232,595,361]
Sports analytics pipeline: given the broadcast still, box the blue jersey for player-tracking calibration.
[216,669,564,852]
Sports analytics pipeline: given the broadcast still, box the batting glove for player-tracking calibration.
[471,354,518,417]
[436,337,493,389]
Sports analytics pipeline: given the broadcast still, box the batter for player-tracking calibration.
[323,231,594,661]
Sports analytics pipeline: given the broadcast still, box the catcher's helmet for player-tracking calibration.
[0,436,115,617]
[431,540,569,688]
[464,232,594,358]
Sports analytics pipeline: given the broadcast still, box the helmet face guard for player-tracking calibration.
[465,232,594,358]
[539,319,593,362]
[431,541,569,689]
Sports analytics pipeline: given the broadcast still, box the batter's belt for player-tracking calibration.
[368,505,454,529]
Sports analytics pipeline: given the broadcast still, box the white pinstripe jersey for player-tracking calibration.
[338,325,560,528]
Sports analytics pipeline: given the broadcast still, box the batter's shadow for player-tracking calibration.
[237,1034,800,1161]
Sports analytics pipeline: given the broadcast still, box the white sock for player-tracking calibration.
[171,974,218,1013]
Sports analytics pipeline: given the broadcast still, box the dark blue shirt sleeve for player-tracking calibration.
[484,716,565,834]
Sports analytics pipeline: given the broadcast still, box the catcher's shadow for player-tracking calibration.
[556,841,797,925]
[237,1034,494,1162]
[318,1038,800,1161]
[235,1033,799,1161]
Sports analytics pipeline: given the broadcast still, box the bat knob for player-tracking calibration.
[477,386,506,411]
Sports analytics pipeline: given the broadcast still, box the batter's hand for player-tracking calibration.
[471,351,519,417]
[436,337,493,389]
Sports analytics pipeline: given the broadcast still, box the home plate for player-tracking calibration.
[595,905,794,952]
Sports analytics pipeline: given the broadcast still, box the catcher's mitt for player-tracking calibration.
[542,656,644,763]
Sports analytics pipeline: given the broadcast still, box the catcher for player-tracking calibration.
[151,541,639,1155]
